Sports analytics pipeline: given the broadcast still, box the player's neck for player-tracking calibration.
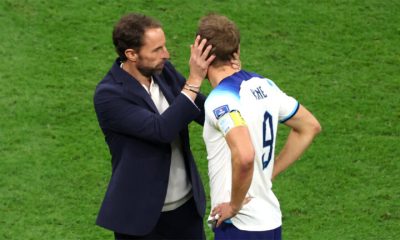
[208,64,239,88]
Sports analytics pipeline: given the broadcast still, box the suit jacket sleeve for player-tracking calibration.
[94,64,203,144]
[163,61,206,126]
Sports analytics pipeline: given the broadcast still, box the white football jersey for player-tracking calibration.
[203,70,299,231]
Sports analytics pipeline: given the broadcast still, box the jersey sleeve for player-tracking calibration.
[267,79,299,123]
[206,91,246,136]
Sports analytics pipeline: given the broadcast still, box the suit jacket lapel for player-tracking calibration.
[110,61,158,113]
[125,78,158,113]
[153,74,175,105]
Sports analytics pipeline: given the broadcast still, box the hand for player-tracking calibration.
[210,202,237,228]
[188,35,216,84]
[230,52,241,70]
[210,197,252,228]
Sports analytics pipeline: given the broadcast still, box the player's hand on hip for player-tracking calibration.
[211,202,237,228]
[211,197,252,228]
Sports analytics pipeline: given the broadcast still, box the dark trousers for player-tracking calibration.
[114,197,205,240]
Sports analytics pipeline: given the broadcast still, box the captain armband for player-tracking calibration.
[217,110,247,136]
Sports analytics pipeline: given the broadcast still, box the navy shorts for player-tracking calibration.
[214,222,281,240]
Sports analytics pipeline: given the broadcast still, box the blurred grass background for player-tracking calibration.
[0,0,399,239]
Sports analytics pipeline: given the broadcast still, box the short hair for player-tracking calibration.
[197,14,240,66]
[112,13,162,61]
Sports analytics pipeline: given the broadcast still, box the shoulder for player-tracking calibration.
[94,72,123,103]
[208,85,239,103]
[205,87,240,119]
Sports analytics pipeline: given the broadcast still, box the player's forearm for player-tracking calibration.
[272,128,319,180]
[230,154,254,212]
[225,126,255,212]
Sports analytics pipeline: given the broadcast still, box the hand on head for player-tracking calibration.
[187,35,216,85]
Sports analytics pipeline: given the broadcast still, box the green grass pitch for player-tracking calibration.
[1,0,399,239]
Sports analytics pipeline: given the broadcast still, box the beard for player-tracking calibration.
[137,61,165,77]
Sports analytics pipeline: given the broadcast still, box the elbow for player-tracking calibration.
[239,150,255,173]
[298,120,321,140]
[303,118,321,137]
[312,121,322,136]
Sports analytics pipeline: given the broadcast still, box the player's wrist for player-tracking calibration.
[229,202,241,214]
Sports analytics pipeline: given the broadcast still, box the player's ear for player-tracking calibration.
[231,47,241,70]
[125,49,138,62]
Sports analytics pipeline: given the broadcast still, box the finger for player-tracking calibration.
[230,59,241,70]
[205,54,216,65]
[193,35,200,48]
[216,218,222,228]
[233,52,239,60]
[211,210,216,217]
[197,38,208,52]
[243,197,252,205]
[201,44,213,60]
[189,44,194,55]
[211,206,218,216]
[215,214,226,228]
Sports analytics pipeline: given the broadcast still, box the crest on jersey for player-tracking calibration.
[213,105,230,119]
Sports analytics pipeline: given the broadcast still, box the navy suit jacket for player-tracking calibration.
[94,59,206,235]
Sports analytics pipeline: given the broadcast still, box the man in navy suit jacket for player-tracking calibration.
[93,13,215,239]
